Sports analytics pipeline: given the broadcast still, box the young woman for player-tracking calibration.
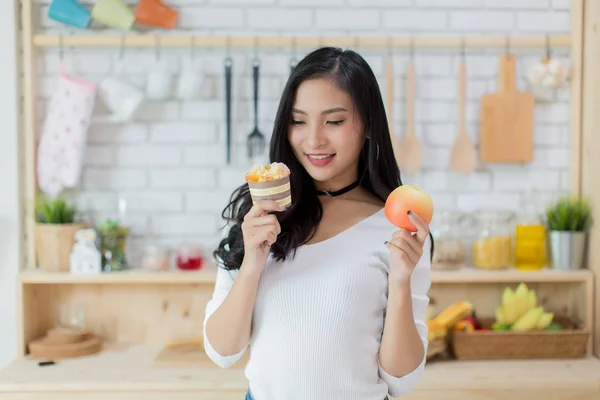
[203,46,433,400]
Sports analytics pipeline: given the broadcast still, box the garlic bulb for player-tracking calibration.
[526,57,568,90]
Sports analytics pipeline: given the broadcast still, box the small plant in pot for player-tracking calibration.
[35,195,87,272]
[545,196,592,270]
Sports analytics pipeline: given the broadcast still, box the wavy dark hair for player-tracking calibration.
[214,46,434,271]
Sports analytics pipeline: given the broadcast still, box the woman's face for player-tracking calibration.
[288,78,365,190]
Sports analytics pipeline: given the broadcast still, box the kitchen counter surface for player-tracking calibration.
[1,344,600,400]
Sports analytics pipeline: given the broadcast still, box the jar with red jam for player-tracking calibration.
[175,244,204,271]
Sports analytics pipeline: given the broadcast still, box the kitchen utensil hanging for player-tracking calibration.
[224,55,233,165]
[525,34,569,103]
[480,37,534,163]
[247,40,266,162]
[449,39,476,172]
[398,39,423,175]
[384,38,402,167]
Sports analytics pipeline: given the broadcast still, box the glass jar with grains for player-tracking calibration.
[430,210,469,270]
[472,211,515,269]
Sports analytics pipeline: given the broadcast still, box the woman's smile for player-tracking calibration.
[306,153,336,166]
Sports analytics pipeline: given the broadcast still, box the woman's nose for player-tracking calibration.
[306,124,326,148]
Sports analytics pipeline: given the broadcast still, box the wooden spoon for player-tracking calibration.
[385,56,402,167]
[398,59,422,175]
[449,56,476,172]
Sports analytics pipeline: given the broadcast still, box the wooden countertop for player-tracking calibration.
[1,344,600,393]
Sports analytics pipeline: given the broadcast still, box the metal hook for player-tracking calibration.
[154,35,160,61]
[545,33,551,59]
[290,37,298,67]
[59,34,64,61]
[224,35,232,66]
[190,36,195,61]
[119,34,125,61]
[253,36,260,65]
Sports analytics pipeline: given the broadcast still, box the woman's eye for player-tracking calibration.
[327,120,345,126]
[291,120,305,125]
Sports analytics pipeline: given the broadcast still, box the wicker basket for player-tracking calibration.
[35,223,87,272]
[451,316,589,360]
[426,338,447,360]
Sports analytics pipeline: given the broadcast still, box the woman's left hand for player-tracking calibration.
[385,210,429,285]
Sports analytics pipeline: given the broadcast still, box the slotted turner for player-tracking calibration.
[247,56,265,161]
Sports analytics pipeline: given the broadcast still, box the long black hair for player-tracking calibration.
[214,46,434,271]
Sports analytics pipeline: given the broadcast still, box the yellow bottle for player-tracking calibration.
[514,190,547,270]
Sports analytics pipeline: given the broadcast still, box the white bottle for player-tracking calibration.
[70,228,102,275]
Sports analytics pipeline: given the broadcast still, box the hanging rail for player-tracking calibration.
[33,34,571,49]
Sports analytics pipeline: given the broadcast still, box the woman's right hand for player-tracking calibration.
[241,200,284,270]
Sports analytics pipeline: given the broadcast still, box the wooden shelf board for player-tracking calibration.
[19,267,593,285]
[19,268,219,285]
[31,34,572,49]
[0,344,599,393]
[432,267,593,283]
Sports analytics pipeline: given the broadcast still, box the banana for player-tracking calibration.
[514,282,530,318]
[502,287,514,308]
[495,307,506,324]
[495,283,553,331]
[512,307,544,331]
[502,297,520,324]
[536,312,554,330]
[528,290,537,310]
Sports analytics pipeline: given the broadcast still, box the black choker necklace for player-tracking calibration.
[316,179,360,197]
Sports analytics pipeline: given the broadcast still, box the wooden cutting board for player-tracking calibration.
[479,53,534,163]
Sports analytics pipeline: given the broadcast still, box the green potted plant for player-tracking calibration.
[35,195,87,272]
[545,195,592,270]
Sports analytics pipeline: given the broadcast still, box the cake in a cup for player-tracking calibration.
[245,162,291,209]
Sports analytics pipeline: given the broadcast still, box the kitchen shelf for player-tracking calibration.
[32,33,571,49]
[19,267,219,285]
[19,266,593,285]
[432,267,593,284]
[1,344,599,399]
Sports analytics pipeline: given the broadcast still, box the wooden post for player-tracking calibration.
[569,0,584,197]
[21,0,36,272]
[579,0,600,357]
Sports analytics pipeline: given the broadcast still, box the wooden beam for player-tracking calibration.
[579,0,600,357]
[569,0,584,196]
[32,34,571,49]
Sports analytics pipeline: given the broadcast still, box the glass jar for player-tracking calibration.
[472,211,515,269]
[514,189,547,270]
[141,245,170,271]
[431,210,468,270]
[175,244,204,271]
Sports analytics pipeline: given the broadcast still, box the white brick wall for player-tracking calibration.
[33,0,572,265]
